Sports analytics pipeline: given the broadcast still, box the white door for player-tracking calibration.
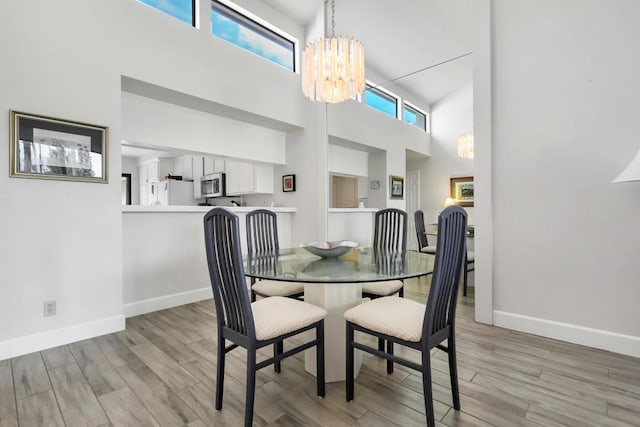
[406,170,420,251]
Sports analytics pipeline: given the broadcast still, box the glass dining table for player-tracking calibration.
[244,247,436,382]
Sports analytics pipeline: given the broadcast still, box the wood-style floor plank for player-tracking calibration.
[0,277,639,427]
[68,340,127,397]
[116,361,200,426]
[0,364,18,427]
[607,402,640,425]
[41,345,76,370]
[94,333,142,368]
[99,387,159,427]
[16,390,64,427]
[129,342,199,391]
[127,316,200,365]
[11,352,51,399]
[48,362,109,426]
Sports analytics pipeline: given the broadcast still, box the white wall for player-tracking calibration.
[488,0,640,356]
[273,104,329,244]
[328,100,431,210]
[0,1,127,359]
[122,93,287,165]
[328,144,369,177]
[408,82,474,225]
[0,0,308,359]
[367,151,388,209]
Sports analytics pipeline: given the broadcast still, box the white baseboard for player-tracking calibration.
[0,315,125,361]
[124,287,213,318]
[493,310,640,358]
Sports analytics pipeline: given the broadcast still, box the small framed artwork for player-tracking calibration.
[389,175,404,200]
[282,174,296,192]
[370,180,380,190]
[10,110,108,183]
[450,176,474,207]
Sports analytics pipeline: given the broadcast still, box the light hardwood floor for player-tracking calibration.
[2,277,639,426]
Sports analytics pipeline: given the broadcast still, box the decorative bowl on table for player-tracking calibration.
[302,240,359,258]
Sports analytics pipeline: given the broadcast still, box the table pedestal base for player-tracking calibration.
[304,283,363,383]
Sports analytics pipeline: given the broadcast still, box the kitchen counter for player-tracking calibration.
[122,205,296,213]
[122,206,295,318]
[328,208,378,213]
[327,208,377,247]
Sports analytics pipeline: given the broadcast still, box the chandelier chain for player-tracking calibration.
[331,0,335,37]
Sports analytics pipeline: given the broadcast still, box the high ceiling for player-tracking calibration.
[264,0,474,105]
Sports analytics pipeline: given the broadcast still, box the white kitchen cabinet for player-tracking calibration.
[192,156,204,198]
[173,156,194,180]
[203,156,215,176]
[203,156,226,176]
[148,161,159,182]
[139,164,149,185]
[139,159,172,184]
[214,157,226,173]
[225,159,273,195]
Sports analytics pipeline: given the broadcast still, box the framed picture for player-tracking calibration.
[10,110,108,183]
[282,174,296,192]
[450,176,474,207]
[370,180,380,190]
[389,175,404,200]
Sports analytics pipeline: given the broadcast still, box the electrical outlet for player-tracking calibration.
[43,300,56,317]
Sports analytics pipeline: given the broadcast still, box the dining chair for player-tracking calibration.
[345,205,467,427]
[204,208,327,427]
[415,209,475,297]
[361,208,407,300]
[414,209,437,254]
[246,209,304,301]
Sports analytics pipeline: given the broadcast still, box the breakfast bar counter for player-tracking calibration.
[122,206,296,318]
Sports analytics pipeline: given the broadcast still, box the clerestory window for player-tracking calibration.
[137,0,195,26]
[211,0,297,72]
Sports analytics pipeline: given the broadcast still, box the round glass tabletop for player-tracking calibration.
[244,247,435,283]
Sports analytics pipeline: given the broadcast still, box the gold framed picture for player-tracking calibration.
[10,110,108,183]
[450,176,474,207]
[390,175,404,200]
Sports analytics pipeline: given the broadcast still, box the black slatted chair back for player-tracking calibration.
[414,209,430,251]
[246,209,279,257]
[204,208,256,341]
[423,206,467,344]
[374,249,406,277]
[373,208,407,253]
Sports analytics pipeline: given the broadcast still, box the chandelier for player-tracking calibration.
[301,0,365,103]
[457,132,474,159]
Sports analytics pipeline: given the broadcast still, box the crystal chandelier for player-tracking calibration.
[457,132,474,159]
[301,0,365,103]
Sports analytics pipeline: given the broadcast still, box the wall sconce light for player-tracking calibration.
[443,197,455,207]
[457,132,474,159]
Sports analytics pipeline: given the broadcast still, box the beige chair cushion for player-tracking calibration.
[361,280,403,297]
[420,245,437,254]
[252,279,304,297]
[467,251,474,263]
[252,296,327,341]
[344,297,425,342]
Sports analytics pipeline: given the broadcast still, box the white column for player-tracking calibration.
[304,283,363,382]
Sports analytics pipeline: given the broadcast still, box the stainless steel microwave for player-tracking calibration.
[200,173,225,197]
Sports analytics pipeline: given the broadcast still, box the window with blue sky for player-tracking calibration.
[404,103,428,132]
[137,0,194,26]
[365,84,398,118]
[211,1,295,72]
